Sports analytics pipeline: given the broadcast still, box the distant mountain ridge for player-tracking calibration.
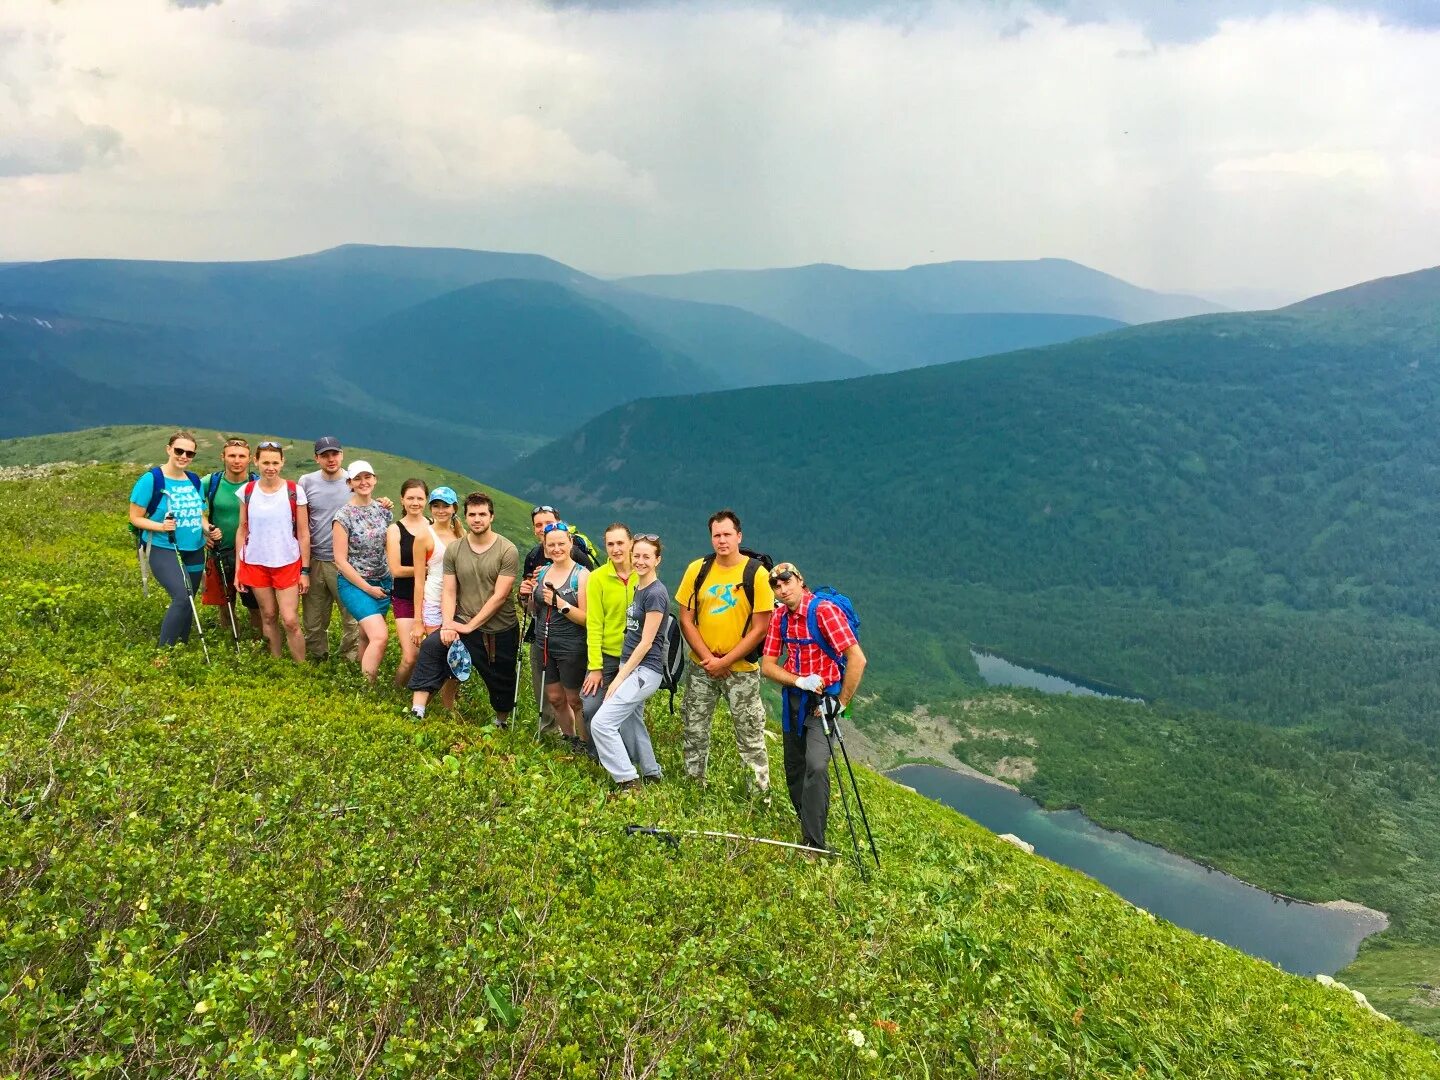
[618,257,1221,370]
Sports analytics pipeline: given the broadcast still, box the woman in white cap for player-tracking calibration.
[333,459,393,683]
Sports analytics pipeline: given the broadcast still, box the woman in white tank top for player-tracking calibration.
[412,486,463,710]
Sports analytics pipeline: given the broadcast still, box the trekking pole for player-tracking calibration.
[211,548,241,650]
[824,695,879,869]
[624,824,836,858]
[819,703,867,879]
[136,537,151,598]
[166,513,211,665]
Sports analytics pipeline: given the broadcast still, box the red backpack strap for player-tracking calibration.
[240,480,257,503]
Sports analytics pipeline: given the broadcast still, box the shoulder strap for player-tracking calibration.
[186,470,201,490]
[739,557,760,616]
[240,479,257,503]
[807,599,845,670]
[688,554,717,613]
[204,471,221,518]
[286,480,298,536]
[142,466,167,518]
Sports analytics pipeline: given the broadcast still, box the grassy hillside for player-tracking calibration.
[3,463,1438,1076]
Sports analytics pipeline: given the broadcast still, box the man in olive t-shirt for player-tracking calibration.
[408,492,520,727]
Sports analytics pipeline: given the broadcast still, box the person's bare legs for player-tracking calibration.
[275,586,305,663]
[565,688,587,742]
[545,681,575,737]
[357,614,388,683]
[253,587,283,658]
[394,617,418,687]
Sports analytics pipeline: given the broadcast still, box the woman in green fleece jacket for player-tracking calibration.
[582,523,639,726]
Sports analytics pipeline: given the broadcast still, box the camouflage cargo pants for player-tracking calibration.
[680,661,770,792]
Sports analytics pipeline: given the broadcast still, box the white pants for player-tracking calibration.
[590,667,663,783]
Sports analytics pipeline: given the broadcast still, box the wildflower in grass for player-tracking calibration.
[846,1028,865,1047]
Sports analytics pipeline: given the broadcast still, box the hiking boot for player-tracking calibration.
[578,740,599,761]
[492,718,509,731]
[643,772,664,785]
[608,779,640,799]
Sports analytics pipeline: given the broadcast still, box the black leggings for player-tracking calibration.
[150,545,204,646]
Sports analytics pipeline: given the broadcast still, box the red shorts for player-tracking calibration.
[236,558,302,591]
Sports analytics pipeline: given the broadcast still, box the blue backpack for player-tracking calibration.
[779,586,861,674]
[129,466,200,546]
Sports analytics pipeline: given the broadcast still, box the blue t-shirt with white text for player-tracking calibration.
[129,471,205,551]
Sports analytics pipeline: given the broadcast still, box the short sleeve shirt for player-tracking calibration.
[444,533,520,631]
[335,502,392,579]
[762,593,858,688]
[623,579,671,673]
[298,470,352,560]
[129,470,204,552]
[202,474,248,548]
[675,557,775,672]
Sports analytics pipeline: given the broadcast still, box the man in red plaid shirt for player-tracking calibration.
[761,562,867,850]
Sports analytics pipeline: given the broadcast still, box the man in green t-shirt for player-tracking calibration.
[200,437,262,638]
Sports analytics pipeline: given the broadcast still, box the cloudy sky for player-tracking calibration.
[5,0,1439,299]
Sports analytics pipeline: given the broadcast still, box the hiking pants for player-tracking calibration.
[303,559,359,662]
[150,545,204,647]
[584,655,653,765]
[590,667,664,784]
[680,662,770,792]
[783,716,831,850]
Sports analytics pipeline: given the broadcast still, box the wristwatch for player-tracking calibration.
[561,605,572,615]
[300,566,310,576]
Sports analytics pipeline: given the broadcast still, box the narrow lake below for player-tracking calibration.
[890,763,1386,976]
[971,647,1143,701]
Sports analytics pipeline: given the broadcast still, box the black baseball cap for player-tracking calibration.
[314,436,342,453]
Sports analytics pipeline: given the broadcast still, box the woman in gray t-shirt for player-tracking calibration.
[333,461,394,683]
[589,535,668,791]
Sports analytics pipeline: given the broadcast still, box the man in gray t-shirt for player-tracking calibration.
[297,436,359,662]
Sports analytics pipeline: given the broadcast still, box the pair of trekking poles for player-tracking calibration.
[141,511,247,665]
[629,692,880,879]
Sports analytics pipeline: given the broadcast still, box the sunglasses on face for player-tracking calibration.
[543,521,571,534]
[532,504,557,517]
[172,447,197,458]
[257,440,283,451]
[769,570,798,586]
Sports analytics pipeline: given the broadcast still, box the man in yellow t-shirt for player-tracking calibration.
[675,509,775,796]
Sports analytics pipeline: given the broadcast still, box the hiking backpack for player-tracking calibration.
[129,466,200,546]
[687,547,774,662]
[779,585,862,679]
[660,611,688,714]
[239,479,300,538]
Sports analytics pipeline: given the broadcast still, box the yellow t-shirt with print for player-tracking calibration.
[676,557,776,673]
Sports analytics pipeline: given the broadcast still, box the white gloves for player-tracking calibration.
[795,674,825,693]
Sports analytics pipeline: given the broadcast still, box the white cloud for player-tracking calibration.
[1,0,1437,297]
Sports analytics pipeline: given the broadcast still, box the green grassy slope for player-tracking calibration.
[3,464,1438,1076]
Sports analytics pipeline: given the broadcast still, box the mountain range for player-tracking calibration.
[0,245,1216,471]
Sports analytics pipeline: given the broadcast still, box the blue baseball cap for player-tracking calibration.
[447,638,473,682]
[428,486,458,506]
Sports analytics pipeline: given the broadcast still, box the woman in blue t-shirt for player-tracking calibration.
[128,430,208,647]
[589,534,668,793]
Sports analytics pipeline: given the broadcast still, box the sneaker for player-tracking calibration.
[608,779,640,799]
[578,740,599,761]
[643,773,664,785]
[492,717,509,731]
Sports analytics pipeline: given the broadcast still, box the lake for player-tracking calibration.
[970,648,1143,701]
[890,763,1386,976]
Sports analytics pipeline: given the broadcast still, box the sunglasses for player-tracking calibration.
[531,504,558,517]
[224,438,250,448]
[257,440,283,451]
[769,570,798,586]
[542,521,571,534]
[634,533,660,543]
[172,447,197,458]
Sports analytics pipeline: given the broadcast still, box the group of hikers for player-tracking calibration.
[129,430,868,852]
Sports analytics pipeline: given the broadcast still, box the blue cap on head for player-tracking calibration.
[447,638,473,682]
[428,486,458,506]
